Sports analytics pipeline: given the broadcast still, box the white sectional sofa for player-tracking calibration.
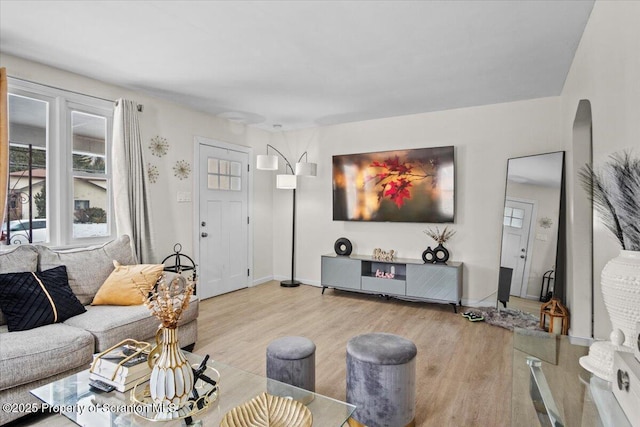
[0,236,199,425]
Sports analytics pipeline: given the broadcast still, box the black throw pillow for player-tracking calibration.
[0,265,86,332]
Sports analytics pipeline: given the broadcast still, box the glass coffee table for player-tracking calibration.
[31,352,355,426]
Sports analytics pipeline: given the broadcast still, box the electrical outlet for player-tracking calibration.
[177,191,191,202]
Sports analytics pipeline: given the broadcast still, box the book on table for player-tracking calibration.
[90,344,151,382]
[89,370,150,393]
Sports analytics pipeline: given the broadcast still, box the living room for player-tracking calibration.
[0,1,639,426]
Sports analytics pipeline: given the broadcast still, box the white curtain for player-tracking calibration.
[112,99,155,263]
[0,68,8,224]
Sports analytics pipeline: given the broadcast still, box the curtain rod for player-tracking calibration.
[8,75,144,112]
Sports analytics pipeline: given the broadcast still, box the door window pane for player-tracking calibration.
[504,206,525,229]
[219,160,229,175]
[230,161,241,176]
[207,158,219,174]
[219,175,230,190]
[207,175,219,189]
[207,157,242,191]
[230,177,241,191]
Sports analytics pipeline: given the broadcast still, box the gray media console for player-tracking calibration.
[321,253,463,312]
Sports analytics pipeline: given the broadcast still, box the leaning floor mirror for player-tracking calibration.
[497,152,565,314]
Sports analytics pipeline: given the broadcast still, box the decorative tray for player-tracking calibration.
[131,364,220,422]
[220,392,312,427]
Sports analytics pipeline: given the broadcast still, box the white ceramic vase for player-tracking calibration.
[149,327,194,407]
[600,250,640,347]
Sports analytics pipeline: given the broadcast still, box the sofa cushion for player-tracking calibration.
[0,245,39,326]
[64,295,199,352]
[0,323,94,391]
[92,261,163,306]
[0,266,86,331]
[0,245,39,273]
[37,235,136,305]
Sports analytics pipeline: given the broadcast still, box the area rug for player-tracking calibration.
[474,307,544,332]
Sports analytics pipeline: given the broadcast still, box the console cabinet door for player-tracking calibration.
[321,257,361,290]
[406,264,460,302]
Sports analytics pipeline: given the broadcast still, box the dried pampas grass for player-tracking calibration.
[138,274,195,328]
[579,151,640,251]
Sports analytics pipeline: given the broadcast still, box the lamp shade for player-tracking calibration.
[276,174,297,189]
[295,162,317,177]
[257,154,278,170]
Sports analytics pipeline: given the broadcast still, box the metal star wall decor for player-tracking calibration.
[539,217,553,229]
[147,163,159,183]
[173,160,191,180]
[149,136,169,157]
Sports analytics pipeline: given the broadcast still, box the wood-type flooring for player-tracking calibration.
[19,281,514,426]
[194,282,513,426]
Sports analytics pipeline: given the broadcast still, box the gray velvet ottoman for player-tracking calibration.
[346,333,417,427]
[266,336,316,395]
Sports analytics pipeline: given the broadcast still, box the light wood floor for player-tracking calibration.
[509,296,543,318]
[194,282,513,426]
[19,281,514,426]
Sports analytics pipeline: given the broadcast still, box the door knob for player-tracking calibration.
[201,232,208,238]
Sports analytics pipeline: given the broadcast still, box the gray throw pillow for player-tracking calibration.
[36,235,136,305]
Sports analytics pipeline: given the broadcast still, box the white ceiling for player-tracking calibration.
[0,0,594,130]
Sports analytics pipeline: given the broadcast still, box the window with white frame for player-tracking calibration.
[2,79,114,247]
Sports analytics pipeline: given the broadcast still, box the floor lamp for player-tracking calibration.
[256,144,317,287]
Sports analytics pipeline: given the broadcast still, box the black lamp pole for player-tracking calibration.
[258,144,313,288]
[280,188,301,287]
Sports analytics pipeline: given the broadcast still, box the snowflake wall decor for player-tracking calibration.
[147,163,159,183]
[173,160,191,180]
[539,217,553,229]
[149,136,169,157]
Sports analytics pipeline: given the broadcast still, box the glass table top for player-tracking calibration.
[511,328,632,427]
[31,352,355,426]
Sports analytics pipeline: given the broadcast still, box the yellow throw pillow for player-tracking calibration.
[92,261,163,306]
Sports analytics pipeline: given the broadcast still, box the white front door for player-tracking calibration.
[501,199,534,297]
[197,141,249,299]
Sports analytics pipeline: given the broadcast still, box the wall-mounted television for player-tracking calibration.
[332,146,455,223]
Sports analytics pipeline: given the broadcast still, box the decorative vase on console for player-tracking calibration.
[422,226,455,264]
[578,151,640,381]
[139,274,195,407]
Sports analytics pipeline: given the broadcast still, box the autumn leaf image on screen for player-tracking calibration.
[332,146,455,223]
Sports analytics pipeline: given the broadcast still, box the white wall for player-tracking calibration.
[561,0,640,340]
[271,97,563,305]
[0,54,274,283]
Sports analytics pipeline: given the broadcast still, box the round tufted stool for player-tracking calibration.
[266,336,316,395]
[346,333,417,427]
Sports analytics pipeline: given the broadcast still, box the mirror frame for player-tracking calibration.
[497,151,566,309]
